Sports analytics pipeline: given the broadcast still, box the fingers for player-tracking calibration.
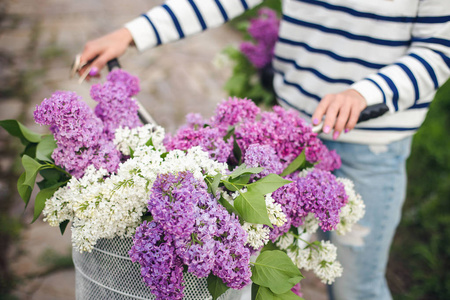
[346,105,361,131]
[332,99,351,138]
[76,28,133,81]
[312,95,332,126]
[313,89,367,139]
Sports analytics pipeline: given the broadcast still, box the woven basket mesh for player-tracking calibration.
[73,237,242,300]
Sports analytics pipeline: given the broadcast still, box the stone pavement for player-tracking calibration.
[0,0,327,299]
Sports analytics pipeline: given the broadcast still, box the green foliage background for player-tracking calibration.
[389,79,450,300]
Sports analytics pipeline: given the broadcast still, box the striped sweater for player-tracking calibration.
[125,0,450,144]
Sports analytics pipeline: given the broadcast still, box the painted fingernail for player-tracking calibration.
[333,131,340,140]
[344,128,349,133]
[89,67,99,76]
[313,118,319,125]
[323,125,330,134]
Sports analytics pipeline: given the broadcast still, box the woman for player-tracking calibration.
[78,1,450,299]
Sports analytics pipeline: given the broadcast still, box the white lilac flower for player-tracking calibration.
[288,240,343,285]
[220,189,234,203]
[336,178,366,235]
[265,193,287,227]
[242,223,270,250]
[43,145,229,252]
[299,213,320,235]
[114,124,166,155]
[42,186,74,226]
[291,247,316,271]
[43,165,108,226]
[276,232,295,250]
[297,167,314,178]
[314,261,343,285]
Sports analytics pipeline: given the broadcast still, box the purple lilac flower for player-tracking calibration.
[313,144,342,171]
[164,126,232,163]
[174,211,217,278]
[184,113,207,129]
[210,97,260,130]
[291,283,303,297]
[129,221,184,300]
[240,8,280,69]
[106,69,140,96]
[148,172,205,240]
[270,169,348,241]
[212,203,252,289]
[235,105,341,171]
[165,99,341,172]
[298,169,348,231]
[134,171,251,293]
[243,144,284,179]
[34,91,120,178]
[90,70,142,140]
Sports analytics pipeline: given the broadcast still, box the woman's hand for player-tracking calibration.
[78,27,134,78]
[312,89,367,139]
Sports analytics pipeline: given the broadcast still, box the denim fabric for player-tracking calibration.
[322,137,412,300]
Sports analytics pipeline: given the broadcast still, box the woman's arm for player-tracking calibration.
[312,0,450,138]
[78,0,263,76]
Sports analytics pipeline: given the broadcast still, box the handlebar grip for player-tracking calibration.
[107,58,121,72]
[357,103,389,123]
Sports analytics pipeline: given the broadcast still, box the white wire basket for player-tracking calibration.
[72,237,242,300]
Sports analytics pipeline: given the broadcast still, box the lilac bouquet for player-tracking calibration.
[240,8,280,69]
[220,8,280,106]
[1,71,364,300]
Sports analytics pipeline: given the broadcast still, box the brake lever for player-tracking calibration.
[312,103,389,133]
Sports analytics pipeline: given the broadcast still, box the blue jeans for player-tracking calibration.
[322,137,412,300]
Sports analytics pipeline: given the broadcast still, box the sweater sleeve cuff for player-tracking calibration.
[124,16,158,52]
[350,79,385,106]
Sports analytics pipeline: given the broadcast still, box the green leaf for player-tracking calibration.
[129,146,134,158]
[145,137,154,147]
[253,285,303,300]
[233,138,243,165]
[206,174,222,195]
[253,284,274,300]
[247,174,292,195]
[224,165,251,191]
[59,220,69,235]
[207,274,229,300]
[234,192,272,227]
[141,215,153,222]
[36,134,56,162]
[23,143,38,158]
[37,168,63,189]
[251,250,304,294]
[280,150,306,177]
[261,241,279,253]
[251,283,260,300]
[223,126,235,142]
[32,184,62,223]
[0,119,42,145]
[223,181,238,192]
[17,172,32,205]
[224,73,248,96]
[223,174,251,192]
[229,164,247,177]
[229,165,264,179]
[274,290,304,300]
[218,195,242,219]
[22,155,43,188]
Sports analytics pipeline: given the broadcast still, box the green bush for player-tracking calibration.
[390,79,450,300]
